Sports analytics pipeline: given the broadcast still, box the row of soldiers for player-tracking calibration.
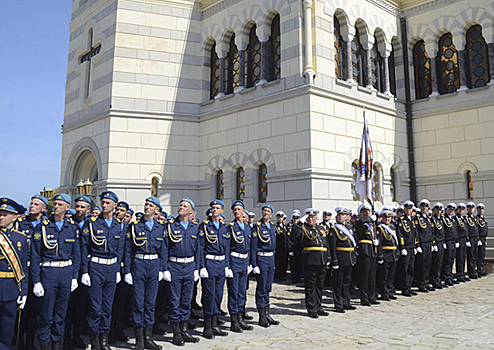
[0,193,281,350]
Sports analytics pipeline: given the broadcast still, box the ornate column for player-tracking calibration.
[458,50,468,90]
[343,30,356,84]
[381,46,392,95]
[235,35,248,92]
[488,43,494,84]
[426,43,439,96]
[302,0,315,83]
[362,40,374,89]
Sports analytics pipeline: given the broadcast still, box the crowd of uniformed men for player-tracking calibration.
[0,192,490,350]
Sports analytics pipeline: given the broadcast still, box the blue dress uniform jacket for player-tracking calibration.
[81,215,125,335]
[163,219,202,324]
[125,218,166,328]
[253,221,276,308]
[31,218,81,344]
[199,220,230,318]
[227,221,256,314]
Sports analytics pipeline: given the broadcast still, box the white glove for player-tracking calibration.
[373,239,379,246]
[71,279,78,292]
[466,241,471,248]
[417,247,423,254]
[434,245,438,252]
[253,266,261,274]
[431,246,435,252]
[81,273,91,287]
[194,270,199,282]
[164,271,172,282]
[333,264,340,270]
[124,273,133,285]
[378,260,384,265]
[33,282,44,297]
[225,267,233,278]
[455,242,460,248]
[17,295,27,309]
[158,271,164,282]
[247,265,253,274]
[401,249,408,256]
[443,243,447,249]
[370,215,377,222]
[116,272,121,284]
[200,267,209,278]
[413,248,417,255]
[288,252,294,257]
[478,240,482,246]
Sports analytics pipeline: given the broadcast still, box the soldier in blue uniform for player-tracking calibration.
[0,198,28,350]
[227,200,256,332]
[199,199,231,339]
[80,191,125,350]
[163,198,201,346]
[15,194,48,349]
[124,196,165,350]
[253,204,278,327]
[31,194,81,350]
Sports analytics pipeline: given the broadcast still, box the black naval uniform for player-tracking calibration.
[291,222,330,317]
[454,214,468,282]
[329,223,357,312]
[465,214,479,278]
[477,214,489,276]
[274,222,289,281]
[354,219,379,305]
[441,215,457,285]
[430,215,445,288]
[287,222,302,284]
[414,213,434,291]
[396,216,416,295]
[377,222,399,299]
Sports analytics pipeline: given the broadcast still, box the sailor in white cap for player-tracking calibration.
[442,203,459,286]
[287,210,302,284]
[430,203,446,289]
[376,209,399,300]
[465,202,480,279]
[476,203,489,277]
[396,201,417,297]
[453,203,468,282]
[274,211,289,281]
[414,199,435,292]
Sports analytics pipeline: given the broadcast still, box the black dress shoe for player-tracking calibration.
[380,295,390,301]
[410,291,418,295]
[343,305,356,310]
[335,308,345,313]
[465,277,471,281]
[361,302,371,306]
[317,310,329,316]
[418,287,428,293]
[389,295,397,300]
[457,278,466,283]
[308,312,319,318]
[370,300,380,305]
[402,291,412,297]
[426,286,435,292]
[453,280,460,284]
[469,275,478,279]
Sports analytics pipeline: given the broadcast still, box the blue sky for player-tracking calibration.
[0,1,72,205]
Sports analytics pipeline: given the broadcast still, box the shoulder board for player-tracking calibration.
[230,222,234,226]
[270,221,274,225]
[91,216,97,222]
[13,229,26,236]
[43,220,49,225]
[158,219,163,224]
[133,219,139,224]
[169,219,175,224]
[256,222,261,226]
[69,219,75,225]
[17,217,24,222]
[204,220,209,224]
[116,218,121,224]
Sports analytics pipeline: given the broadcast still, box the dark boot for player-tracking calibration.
[211,315,228,336]
[265,306,279,325]
[243,312,253,320]
[134,329,144,350]
[114,320,129,342]
[202,318,214,339]
[258,307,270,328]
[99,333,111,350]
[171,323,184,346]
[143,328,162,350]
[52,341,62,350]
[238,312,253,331]
[73,325,87,349]
[180,322,199,343]
[41,343,52,350]
[230,313,242,333]
[89,335,100,350]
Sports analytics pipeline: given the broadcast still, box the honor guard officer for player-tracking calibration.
[227,200,256,332]
[291,208,330,318]
[328,207,357,313]
[415,199,434,292]
[377,210,399,300]
[287,210,301,284]
[442,203,458,285]
[162,198,201,346]
[253,204,279,327]
[199,199,231,339]
[15,194,48,349]
[354,203,380,306]
[454,203,468,282]
[0,198,28,350]
[476,203,489,277]
[80,191,125,350]
[396,200,417,297]
[465,202,480,279]
[430,203,446,289]
[124,196,165,350]
[31,194,81,350]
[274,211,289,282]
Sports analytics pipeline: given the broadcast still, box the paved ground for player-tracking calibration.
[107,265,494,350]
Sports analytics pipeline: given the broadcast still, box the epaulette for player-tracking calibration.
[69,219,75,225]
[43,220,49,225]
[17,217,24,222]
[230,222,234,226]
[133,219,139,224]
[169,219,175,223]
[158,219,164,224]
[256,222,261,226]
[204,220,209,224]
[116,218,121,224]
[91,216,97,222]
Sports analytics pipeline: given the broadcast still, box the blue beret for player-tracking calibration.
[162,211,169,218]
[75,196,91,205]
[261,204,273,213]
[53,193,71,204]
[31,194,49,207]
[231,200,245,210]
[136,212,144,218]
[117,201,129,210]
[0,198,26,215]
[180,198,196,211]
[168,214,175,220]
[209,199,225,208]
[206,208,212,216]
[66,209,76,216]
[93,206,102,212]
[220,213,226,219]
[145,196,160,207]
[100,191,119,203]
[127,207,134,215]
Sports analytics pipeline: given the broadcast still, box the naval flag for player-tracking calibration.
[355,112,374,206]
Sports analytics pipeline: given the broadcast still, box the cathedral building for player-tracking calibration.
[59,0,493,250]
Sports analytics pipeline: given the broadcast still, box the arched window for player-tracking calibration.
[267,14,281,82]
[210,42,220,99]
[352,27,364,86]
[466,170,473,199]
[413,40,431,99]
[216,169,224,200]
[151,177,159,197]
[258,163,268,203]
[247,25,262,88]
[371,36,383,92]
[351,161,359,201]
[226,35,240,95]
[236,167,245,200]
[437,33,459,94]
[334,16,344,80]
[466,25,490,89]
[390,167,397,202]
[389,44,396,96]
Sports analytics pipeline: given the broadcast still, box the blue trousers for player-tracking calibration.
[255,255,275,308]
[131,259,160,328]
[201,259,225,318]
[87,262,118,335]
[0,298,17,349]
[168,261,194,324]
[38,266,72,343]
[227,258,248,314]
